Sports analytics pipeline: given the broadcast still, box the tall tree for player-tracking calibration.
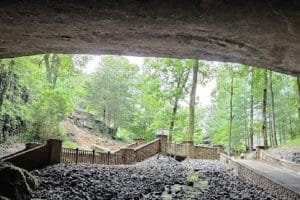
[188,60,198,142]
[269,71,278,146]
[297,77,300,120]
[249,67,254,150]
[43,54,60,89]
[262,69,268,147]
[169,69,190,141]
[228,69,234,156]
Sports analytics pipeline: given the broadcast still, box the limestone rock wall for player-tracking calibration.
[0,1,299,75]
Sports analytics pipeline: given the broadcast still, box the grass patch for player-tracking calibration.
[283,134,300,147]
[62,140,77,148]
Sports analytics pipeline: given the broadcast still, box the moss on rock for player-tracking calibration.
[0,162,38,200]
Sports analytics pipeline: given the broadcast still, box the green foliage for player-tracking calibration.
[205,63,299,153]
[116,128,135,143]
[26,90,73,141]
[62,140,78,148]
[86,56,138,128]
[1,54,298,150]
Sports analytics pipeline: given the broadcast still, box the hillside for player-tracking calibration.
[63,111,126,151]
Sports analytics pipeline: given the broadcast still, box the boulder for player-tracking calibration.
[68,110,117,138]
[0,162,38,200]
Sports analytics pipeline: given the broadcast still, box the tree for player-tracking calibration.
[228,68,234,156]
[44,54,60,89]
[188,60,198,142]
[87,56,138,128]
[269,71,278,146]
[297,77,300,120]
[249,67,254,150]
[262,69,268,147]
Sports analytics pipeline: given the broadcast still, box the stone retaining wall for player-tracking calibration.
[257,149,300,172]
[1,135,220,170]
[220,153,300,200]
[134,139,160,162]
[1,139,62,170]
[194,146,219,160]
[167,141,220,160]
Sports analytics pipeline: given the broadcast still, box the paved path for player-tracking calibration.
[236,159,300,193]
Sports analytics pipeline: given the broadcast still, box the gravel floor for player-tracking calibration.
[267,147,300,164]
[31,156,277,200]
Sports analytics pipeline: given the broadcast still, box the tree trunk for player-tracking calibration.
[188,60,198,142]
[287,93,294,139]
[262,69,268,147]
[169,70,190,142]
[169,96,179,142]
[228,71,234,156]
[43,54,60,89]
[279,120,283,145]
[249,67,254,151]
[282,119,287,144]
[297,77,300,120]
[243,99,249,151]
[269,71,278,146]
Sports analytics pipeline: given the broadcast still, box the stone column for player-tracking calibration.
[215,145,224,160]
[183,141,194,159]
[156,134,168,155]
[47,139,62,165]
[119,148,135,164]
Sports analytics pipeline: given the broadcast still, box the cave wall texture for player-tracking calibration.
[0,0,299,75]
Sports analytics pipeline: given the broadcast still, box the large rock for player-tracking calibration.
[0,0,299,75]
[68,110,117,138]
[0,162,38,200]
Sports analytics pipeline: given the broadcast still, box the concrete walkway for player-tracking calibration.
[237,159,300,194]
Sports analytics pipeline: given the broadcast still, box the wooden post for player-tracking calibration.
[92,149,95,164]
[75,148,79,164]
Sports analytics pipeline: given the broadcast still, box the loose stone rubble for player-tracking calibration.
[31,156,277,199]
[0,143,25,158]
[267,147,300,164]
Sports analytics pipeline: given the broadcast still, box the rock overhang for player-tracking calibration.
[0,0,299,76]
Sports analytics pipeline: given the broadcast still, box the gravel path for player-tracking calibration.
[32,156,277,200]
[267,147,300,164]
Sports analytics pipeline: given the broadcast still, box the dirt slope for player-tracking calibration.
[63,120,125,151]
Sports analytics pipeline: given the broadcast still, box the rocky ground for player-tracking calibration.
[0,143,25,158]
[267,147,300,164]
[31,156,276,200]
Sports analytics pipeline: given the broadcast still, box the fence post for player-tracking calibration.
[107,151,110,165]
[75,148,79,164]
[92,149,95,164]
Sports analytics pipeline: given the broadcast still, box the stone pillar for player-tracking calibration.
[156,134,168,155]
[119,148,135,164]
[256,146,264,159]
[215,145,224,160]
[47,139,62,165]
[183,141,194,159]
